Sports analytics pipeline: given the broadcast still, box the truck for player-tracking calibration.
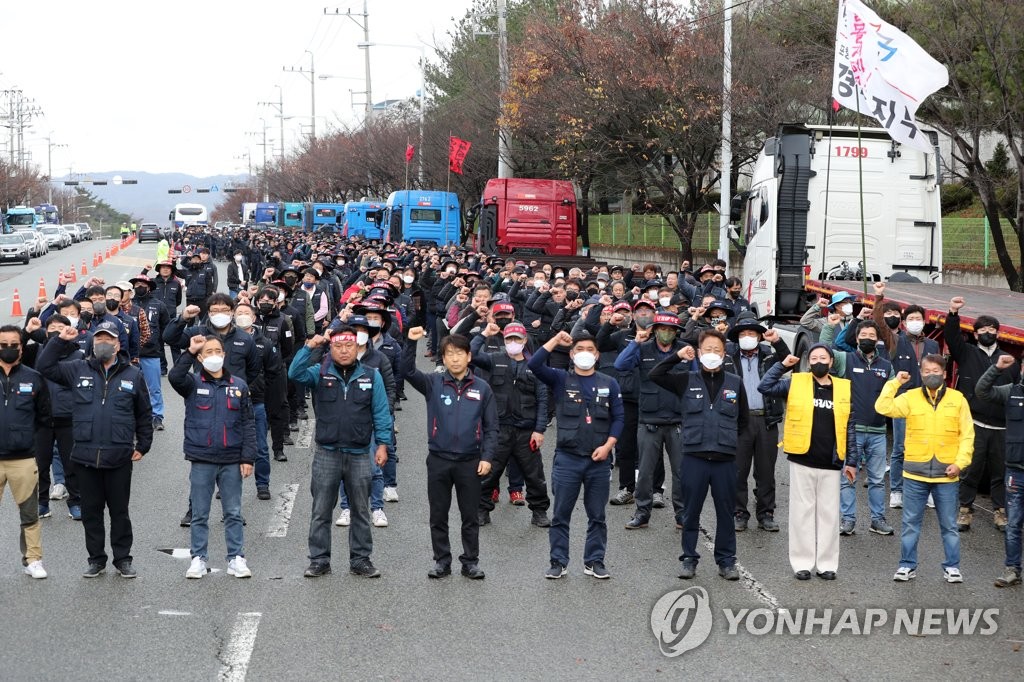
[472,178,579,256]
[34,203,59,225]
[342,200,385,239]
[3,206,40,233]
[732,122,1024,357]
[307,202,345,232]
[382,190,460,245]
[279,202,305,229]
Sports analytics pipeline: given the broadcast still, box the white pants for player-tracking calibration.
[788,461,841,573]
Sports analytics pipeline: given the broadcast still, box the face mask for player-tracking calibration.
[356,331,369,346]
[729,290,741,299]
[738,336,759,351]
[235,314,254,329]
[201,355,225,373]
[105,299,121,312]
[258,303,274,315]
[858,339,877,354]
[884,316,901,330]
[46,330,60,341]
[659,296,672,307]
[922,374,945,391]
[446,268,457,275]
[905,320,924,335]
[403,275,414,284]
[655,329,677,346]
[840,304,854,317]
[277,293,286,303]
[495,317,512,330]
[572,351,597,370]
[699,352,723,370]
[0,347,19,364]
[978,332,997,347]
[303,282,315,289]
[209,313,232,329]
[234,255,243,262]
[709,315,727,326]
[134,287,148,299]
[634,312,654,329]
[565,290,579,301]
[647,290,658,301]
[810,361,830,378]
[505,341,525,356]
[191,262,202,270]
[533,280,544,289]
[67,316,79,329]
[337,260,346,267]
[93,343,116,362]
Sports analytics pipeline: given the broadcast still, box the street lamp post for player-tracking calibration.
[45,135,68,204]
[283,51,316,143]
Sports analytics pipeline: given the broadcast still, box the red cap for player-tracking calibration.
[502,322,528,339]
[492,302,515,314]
[613,301,632,313]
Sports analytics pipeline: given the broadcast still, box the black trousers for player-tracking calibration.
[615,402,664,492]
[35,422,79,506]
[479,425,549,513]
[961,424,1006,509]
[267,371,289,453]
[74,461,134,567]
[427,453,481,567]
[288,379,305,421]
[734,414,779,521]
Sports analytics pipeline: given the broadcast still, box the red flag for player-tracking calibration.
[405,144,415,163]
[448,136,472,175]
[831,98,841,113]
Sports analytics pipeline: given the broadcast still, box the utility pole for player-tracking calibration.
[258,88,285,165]
[496,0,512,179]
[45,135,68,204]
[718,0,732,264]
[247,120,271,201]
[284,50,316,142]
[325,2,373,121]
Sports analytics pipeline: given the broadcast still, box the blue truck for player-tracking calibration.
[34,203,59,225]
[4,206,40,233]
[382,190,460,245]
[306,202,345,232]
[279,202,305,229]
[342,200,385,239]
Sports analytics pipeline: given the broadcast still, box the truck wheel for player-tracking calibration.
[795,335,812,372]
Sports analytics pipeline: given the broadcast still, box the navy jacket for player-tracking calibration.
[0,363,51,458]
[163,319,263,394]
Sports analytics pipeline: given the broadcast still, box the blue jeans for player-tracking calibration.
[139,357,164,419]
[189,462,244,562]
[1005,470,1024,570]
[840,431,887,522]
[253,403,270,487]
[339,435,384,510]
[52,446,66,485]
[549,451,609,567]
[900,478,960,570]
[309,445,373,566]
[381,428,398,488]
[890,418,906,493]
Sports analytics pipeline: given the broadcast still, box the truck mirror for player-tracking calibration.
[728,225,740,241]
[729,194,744,222]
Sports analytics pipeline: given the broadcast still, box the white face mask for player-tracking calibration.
[659,296,672,308]
[234,255,243,263]
[403,275,414,284]
[209,313,232,329]
[699,352,723,370]
[738,336,759,351]
[647,290,659,301]
[201,355,225,373]
[534,280,544,289]
[277,293,286,303]
[906,320,924,335]
[67,316,79,329]
[572,351,597,370]
[840,304,854,317]
[505,341,525,356]
[356,331,369,346]
[235,314,254,330]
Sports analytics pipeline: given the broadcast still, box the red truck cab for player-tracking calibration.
[474,178,578,256]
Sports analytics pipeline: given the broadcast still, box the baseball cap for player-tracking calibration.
[93,321,119,338]
[502,322,528,339]
[492,302,515,315]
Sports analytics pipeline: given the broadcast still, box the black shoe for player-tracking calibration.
[257,486,271,500]
[398,391,408,401]
[461,563,485,579]
[545,561,567,579]
[283,435,295,446]
[153,416,164,431]
[734,515,748,532]
[795,570,812,581]
[298,410,308,420]
[289,422,299,432]
[718,564,740,581]
[180,509,192,527]
[531,511,551,528]
[274,451,288,462]
[478,510,491,526]
[678,560,697,580]
[83,563,105,578]
[758,516,780,532]
[427,563,452,579]
[160,368,168,376]
[350,560,381,578]
[816,570,837,581]
[215,489,221,500]
[395,403,402,411]
[625,514,649,530]
[115,561,137,578]
[304,562,332,578]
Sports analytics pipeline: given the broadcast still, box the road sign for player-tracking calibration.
[183,184,192,194]
[210,184,219,192]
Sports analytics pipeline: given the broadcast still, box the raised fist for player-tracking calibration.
[873,281,886,297]
[59,325,79,341]
[949,296,965,313]
[553,331,574,347]
[482,322,501,338]
[678,345,696,361]
[407,326,426,341]
[996,354,1016,370]
[183,305,201,320]
[306,334,328,349]
[782,354,801,368]
[763,328,779,344]
[895,371,912,385]
[25,316,42,333]
[827,312,842,325]
[188,334,207,354]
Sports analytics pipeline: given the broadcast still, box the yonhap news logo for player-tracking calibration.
[650,588,1000,656]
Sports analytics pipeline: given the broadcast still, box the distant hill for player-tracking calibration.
[54,171,250,225]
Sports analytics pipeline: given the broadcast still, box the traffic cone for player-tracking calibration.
[38,277,47,300]
[11,289,22,317]
[81,260,87,276]
[70,264,78,283]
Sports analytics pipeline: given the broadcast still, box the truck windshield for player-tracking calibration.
[410,208,441,223]
[6,214,34,226]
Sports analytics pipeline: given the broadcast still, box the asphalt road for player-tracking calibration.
[0,240,1020,680]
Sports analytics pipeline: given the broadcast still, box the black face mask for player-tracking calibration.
[0,347,19,364]
[810,362,830,378]
[978,332,997,347]
[91,302,107,316]
[81,309,93,323]
[884,316,901,330]
[46,331,59,341]
[105,299,121,312]
[858,339,877,354]
[495,317,512,330]
[134,287,149,299]
[565,290,579,302]
[258,303,275,315]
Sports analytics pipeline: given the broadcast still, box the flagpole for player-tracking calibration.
[446,132,452,246]
[821,100,837,278]
[405,137,410,189]
[854,87,868,296]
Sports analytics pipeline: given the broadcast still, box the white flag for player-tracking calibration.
[832,0,948,154]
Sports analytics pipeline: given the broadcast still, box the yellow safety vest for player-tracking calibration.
[782,373,851,460]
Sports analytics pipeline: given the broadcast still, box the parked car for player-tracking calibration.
[16,229,46,257]
[62,224,82,243]
[76,222,93,240]
[40,225,68,249]
[0,233,31,264]
[138,223,162,242]
[57,226,74,248]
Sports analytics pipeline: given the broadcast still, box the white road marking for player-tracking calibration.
[298,418,314,449]
[699,524,783,611]
[217,612,262,682]
[158,610,192,616]
[265,484,300,538]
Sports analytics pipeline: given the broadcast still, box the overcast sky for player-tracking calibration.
[5,0,474,179]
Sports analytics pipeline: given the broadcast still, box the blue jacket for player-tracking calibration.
[0,363,51,457]
[37,337,153,468]
[168,353,258,465]
[163,319,263,393]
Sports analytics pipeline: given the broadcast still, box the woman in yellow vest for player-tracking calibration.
[759,343,853,581]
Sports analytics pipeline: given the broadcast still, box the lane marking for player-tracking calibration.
[298,418,314,449]
[265,484,299,538]
[698,524,783,611]
[217,612,262,682]
[159,610,192,616]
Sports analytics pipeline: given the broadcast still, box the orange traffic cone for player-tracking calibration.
[81,260,87,276]
[70,264,77,283]
[38,277,47,300]
[11,289,22,317]
[105,247,110,259]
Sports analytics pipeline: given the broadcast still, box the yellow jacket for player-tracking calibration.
[875,379,974,482]
[782,373,851,460]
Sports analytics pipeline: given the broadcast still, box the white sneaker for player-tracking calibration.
[893,567,916,582]
[944,567,964,583]
[335,509,351,527]
[372,509,389,527]
[186,557,207,579]
[926,494,935,508]
[49,484,68,500]
[227,556,252,578]
[23,560,47,579]
[889,491,903,509]
[382,486,399,503]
